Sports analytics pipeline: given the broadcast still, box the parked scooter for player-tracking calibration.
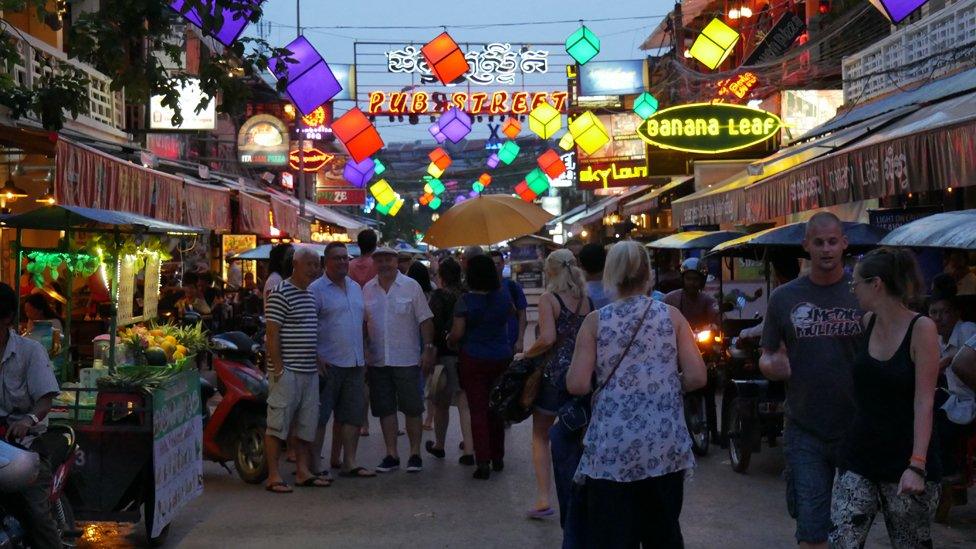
[685,327,725,456]
[201,331,269,484]
[0,423,81,547]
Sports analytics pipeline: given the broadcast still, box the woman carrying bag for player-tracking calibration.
[565,241,707,548]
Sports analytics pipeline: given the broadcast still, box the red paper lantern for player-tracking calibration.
[428,147,452,171]
[421,32,470,85]
[332,108,384,163]
[514,181,536,202]
[537,149,566,179]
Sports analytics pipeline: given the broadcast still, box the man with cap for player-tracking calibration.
[362,246,436,473]
[664,257,719,331]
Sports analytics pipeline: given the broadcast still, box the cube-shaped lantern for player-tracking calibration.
[428,123,447,144]
[502,117,521,139]
[438,108,472,143]
[429,196,442,210]
[428,148,452,171]
[633,92,659,119]
[419,193,431,206]
[558,132,575,151]
[514,181,536,202]
[529,103,562,139]
[486,153,500,168]
[375,201,392,215]
[424,178,446,195]
[868,0,929,23]
[370,179,396,206]
[421,32,470,85]
[569,112,610,154]
[373,158,386,176]
[478,173,492,187]
[526,168,550,195]
[389,196,405,216]
[497,141,521,165]
[272,35,342,116]
[169,0,262,47]
[333,108,384,163]
[473,182,485,193]
[427,162,445,179]
[343,157,375,188]
[689,18,740,70]
[565,25,601,65]
[537,149,566,179]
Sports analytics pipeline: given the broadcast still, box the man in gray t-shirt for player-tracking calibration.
[759,213,864,548]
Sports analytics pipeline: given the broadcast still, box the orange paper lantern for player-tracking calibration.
[478,173,492,187]
[502,117,521,139]
[421,32,470,85]
[332,108,384,163]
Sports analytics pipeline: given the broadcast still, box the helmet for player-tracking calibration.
[680,257,706,276]
[0,439,39,492]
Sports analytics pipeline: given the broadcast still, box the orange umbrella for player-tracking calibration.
[424,194,555,248]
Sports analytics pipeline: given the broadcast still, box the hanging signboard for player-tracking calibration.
[743,13,806,65]
[238,114,288,165]
[386,42,550,85]
[316,156,366,205]
[366,90,568,116]
[714,72,760,102]
[151,371,203,538]
[149,78,216,131]
[291,105,334,140]
[636,103,783,155]
[550,151,576,188]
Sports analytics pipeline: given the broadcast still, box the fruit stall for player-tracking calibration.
[0,205,206,544]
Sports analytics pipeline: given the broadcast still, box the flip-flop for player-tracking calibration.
[314,470,334,481]
[339,467,377,478]
[296,476,332,488]
[265,481,293,494]
[526,507,555,520]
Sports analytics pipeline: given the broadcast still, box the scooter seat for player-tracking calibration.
[37,424,74,470]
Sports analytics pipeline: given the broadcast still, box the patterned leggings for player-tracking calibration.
[829,470,940,549]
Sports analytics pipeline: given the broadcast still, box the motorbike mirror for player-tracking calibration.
[183,311,203,324]
[211,337,238,352]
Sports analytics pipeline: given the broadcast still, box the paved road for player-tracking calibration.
[80,412,976,548]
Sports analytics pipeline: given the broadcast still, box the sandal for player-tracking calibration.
[296,476,332,488]
[526,507,555,520]
[339,467,377,478]
[265,481,293,494]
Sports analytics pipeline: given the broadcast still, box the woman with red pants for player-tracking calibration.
[449,254,514,480]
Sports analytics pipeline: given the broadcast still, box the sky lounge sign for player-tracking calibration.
[386,42,550,85]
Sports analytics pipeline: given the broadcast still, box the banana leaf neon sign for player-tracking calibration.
[637,103,783,154]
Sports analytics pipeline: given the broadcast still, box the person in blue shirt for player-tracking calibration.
[490,251,527,354]
[578,243,611,309]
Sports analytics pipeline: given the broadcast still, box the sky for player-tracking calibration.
[247,0,675,144]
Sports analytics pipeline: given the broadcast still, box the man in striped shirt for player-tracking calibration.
[264,246,330,493]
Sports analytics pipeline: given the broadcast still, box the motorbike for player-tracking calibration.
[202,331,270,484]
[0,423,81,548]
[684,327,725,456]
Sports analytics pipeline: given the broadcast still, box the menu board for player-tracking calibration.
[151,371,203,537]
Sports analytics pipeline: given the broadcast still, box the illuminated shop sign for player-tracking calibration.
[289,148,335,172]
[636,103,783,155]
[292,105,334,141]
[715,72,759,102]
[238,114,288,165]
[386,42,550,85]
[578,59,647,97]
[578,159,649,190]
[367,90,568,116]
[149,77,216,131]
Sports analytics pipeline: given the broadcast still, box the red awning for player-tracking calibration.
[55,139,157,218]
[270,196,299,238]
[184,179,231,232]
[237,192,271,236]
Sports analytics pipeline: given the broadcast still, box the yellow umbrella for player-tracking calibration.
[424,194,555,248]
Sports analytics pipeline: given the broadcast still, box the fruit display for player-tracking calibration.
[118,322,209,366]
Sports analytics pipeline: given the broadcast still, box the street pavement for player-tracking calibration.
[78,409,976,548]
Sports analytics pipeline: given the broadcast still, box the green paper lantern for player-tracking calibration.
[373,158,386,175]
[565,25,601,65]
[426,178,445,195]
[633,92,659,119]
[526,168,549,195]
[429,196,442,210]
[473,182,485,193]
[497,141,521,165]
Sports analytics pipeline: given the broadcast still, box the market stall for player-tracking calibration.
[0,205,207,544]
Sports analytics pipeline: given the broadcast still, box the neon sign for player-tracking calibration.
[716,72,759,101]
[636,103,783,154]
[579,160,648,189]
[293,105,333,141]
[386,42,549,85]
[238,114,288,166]
[289,148,335,172]
[367,90,568,116]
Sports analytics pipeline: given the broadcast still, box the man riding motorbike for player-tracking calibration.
[0,283,62,548]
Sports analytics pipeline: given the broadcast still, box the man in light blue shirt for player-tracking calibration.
[309,242,375,478]
[579,243,611,309]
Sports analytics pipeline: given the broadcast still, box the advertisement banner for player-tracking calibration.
[149,78,216,131]
[238,114,289,166]
[151,371,203,538]
[578,59,647,97]
[316,155,366,206]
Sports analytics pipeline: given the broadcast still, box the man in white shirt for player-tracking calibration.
[363,247,436,473]
[309,242,375,479]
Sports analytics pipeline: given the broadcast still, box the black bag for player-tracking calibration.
[489,356,540,423]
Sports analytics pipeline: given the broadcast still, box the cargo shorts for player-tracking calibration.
[266,369,319,442]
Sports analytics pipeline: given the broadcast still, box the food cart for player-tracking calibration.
[1,205,206,544]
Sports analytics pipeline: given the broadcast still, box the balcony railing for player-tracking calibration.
[842,0,976,104]
[3,26,127,138]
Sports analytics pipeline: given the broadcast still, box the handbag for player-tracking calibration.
[489,356,539,423]
[519,366,544,411]
[557,300,652,434]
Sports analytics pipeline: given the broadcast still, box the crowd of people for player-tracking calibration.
[255,213,976,549]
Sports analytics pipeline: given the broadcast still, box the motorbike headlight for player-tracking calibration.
[696,330,712,343]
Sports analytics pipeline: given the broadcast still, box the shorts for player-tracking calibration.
[534,377,569,416]
[783,423,844,544]
[368,366,424,418]
[430,356,461,407]
[266,369,319,442]
[319,366,367,427]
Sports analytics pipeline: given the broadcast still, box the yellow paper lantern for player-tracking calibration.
[389,196,405,216]
[689,18,740,70]
[558,132,575,151]
[427,162,445,179]
[528,103,562,139]
[370,179,396,206]
[568,112,610,155]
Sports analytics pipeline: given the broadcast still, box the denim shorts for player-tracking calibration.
[783,424,844,544]
[535,377,569,416]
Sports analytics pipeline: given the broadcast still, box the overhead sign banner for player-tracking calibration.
[743,13,806,65]
[637,103,783,155]
[238,114,288,165]
[149,78,216,131]
[367,90,568,116]
[578,59,647,97]
[577,112,649,189]
[386,42,550,85]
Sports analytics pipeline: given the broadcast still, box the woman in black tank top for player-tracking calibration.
[831,248,943,548]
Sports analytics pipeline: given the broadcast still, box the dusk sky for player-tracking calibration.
[248,0,674,143]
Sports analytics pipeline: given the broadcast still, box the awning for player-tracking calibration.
[671,106,917,227]
[236,192,271,236]
[879,210,976,249]
[744,91,976,223]
[183,177,231,232]
[647,230,746,250]
[0,205,203,234]
[622,176,694,216]
[573,186,652,226]
[301,201,364,231]
[270,196,299,238]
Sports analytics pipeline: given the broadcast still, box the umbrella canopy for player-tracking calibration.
[0,205,203,234]
[710,222,889,258]
[424,195,555,248]
[879,211,976,249]
[228,243,361,260]
[646,230,746,250]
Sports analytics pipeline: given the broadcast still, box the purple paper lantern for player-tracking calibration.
[272,36,342,116]
[428,123,447,144]
[169,0,263,47]
[454,194,468,204]
[343,157,375,188]
[438,108,472,143]
[486,153,500,169]
[468,190,480,198]
[870,0,929,23]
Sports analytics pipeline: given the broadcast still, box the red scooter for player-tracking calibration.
[201,331,269,484]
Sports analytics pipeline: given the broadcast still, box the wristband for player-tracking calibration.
[907,465,926,478]
[910,454,927,465]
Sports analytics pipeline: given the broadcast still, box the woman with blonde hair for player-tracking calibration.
[518,248,593,519]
